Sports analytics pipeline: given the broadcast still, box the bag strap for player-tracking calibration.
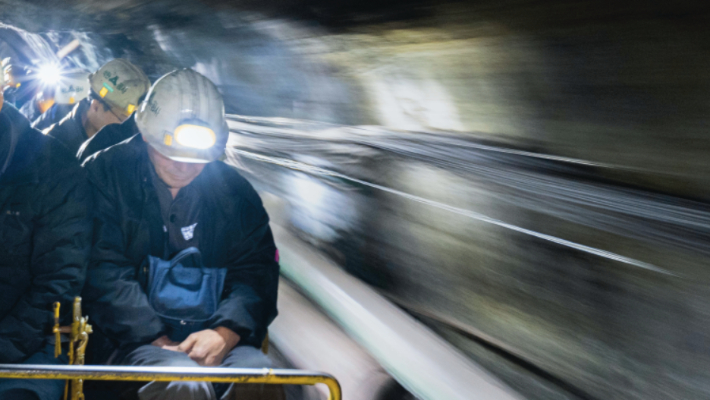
[168,246,204,269]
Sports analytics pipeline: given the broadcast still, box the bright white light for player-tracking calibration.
[294,175,327,207]
[38,64,62,85]
[174,124,216,149]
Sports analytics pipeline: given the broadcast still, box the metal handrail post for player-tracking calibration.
[0,365,342,400]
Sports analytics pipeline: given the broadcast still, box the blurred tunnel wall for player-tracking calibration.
[3,2,710,399]
[3,1,710,196]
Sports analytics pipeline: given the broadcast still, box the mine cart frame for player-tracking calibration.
[0,364,342,400]
[0,296,341,400]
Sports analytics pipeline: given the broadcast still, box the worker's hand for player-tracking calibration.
[152,335,181,352]
[177,327,240,366]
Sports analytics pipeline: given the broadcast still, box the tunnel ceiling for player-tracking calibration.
[3,0,710,197]
[0,0,435,32]
[3,0,708,34]
[4,2,710,398]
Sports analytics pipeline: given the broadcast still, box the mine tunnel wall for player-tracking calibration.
[3,2,710,399]
[4,2,710,196]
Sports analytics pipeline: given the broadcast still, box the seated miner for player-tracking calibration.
[0,77,92,399]
[81,68,280,400]
[42,58,149,156]
[32,70,91,131]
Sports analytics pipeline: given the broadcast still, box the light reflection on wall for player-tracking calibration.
[365,68,465,132]
[291,173,356,243]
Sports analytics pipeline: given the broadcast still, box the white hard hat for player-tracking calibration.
[54,71,90,105]
[0,58,9,89]
[90,59,150,117]
[135,68,228,163]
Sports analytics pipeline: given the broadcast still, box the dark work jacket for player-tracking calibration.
[42,99,91,157]
[18,99,40,123]
[77,113,136,163]
[32,103,76,131]
[81,133,279,358]
[0,102,92,363]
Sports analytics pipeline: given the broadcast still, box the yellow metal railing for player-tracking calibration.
[0,364,342,400]
[53,297,93,400]
[46,297,323,400]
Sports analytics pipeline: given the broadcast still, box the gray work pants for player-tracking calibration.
[122,345,271,400]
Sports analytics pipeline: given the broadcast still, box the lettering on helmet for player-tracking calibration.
[148,98,160,115]
[102,72,129,94]
[61,85,84,94]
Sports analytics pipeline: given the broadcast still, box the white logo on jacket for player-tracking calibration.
[181,223,197,241]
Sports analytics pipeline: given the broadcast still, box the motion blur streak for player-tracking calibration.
[227,117,710,261]
[226,112,710,399]
[226,116,710,273]
[229,146,672,275]
[271,224,522,400]
[4,2,710,399]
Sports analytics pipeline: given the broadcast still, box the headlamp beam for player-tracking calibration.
[173,124,217,150]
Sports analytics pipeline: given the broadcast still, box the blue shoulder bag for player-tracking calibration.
[147,247,227,342]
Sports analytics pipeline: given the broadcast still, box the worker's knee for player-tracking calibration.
[221,346,272,369]
[138,380,215,400]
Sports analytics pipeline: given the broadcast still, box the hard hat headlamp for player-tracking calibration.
[173,124,217,150]
[38,63,62,85]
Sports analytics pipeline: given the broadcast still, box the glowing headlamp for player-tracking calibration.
[173,124,217,149]
[38,63,62,85]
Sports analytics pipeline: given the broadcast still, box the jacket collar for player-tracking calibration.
[134,140,221,263]
[64,98,90,140]
[130,138,167,258]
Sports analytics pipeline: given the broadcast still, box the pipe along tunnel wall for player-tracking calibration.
[3,1,710,399]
